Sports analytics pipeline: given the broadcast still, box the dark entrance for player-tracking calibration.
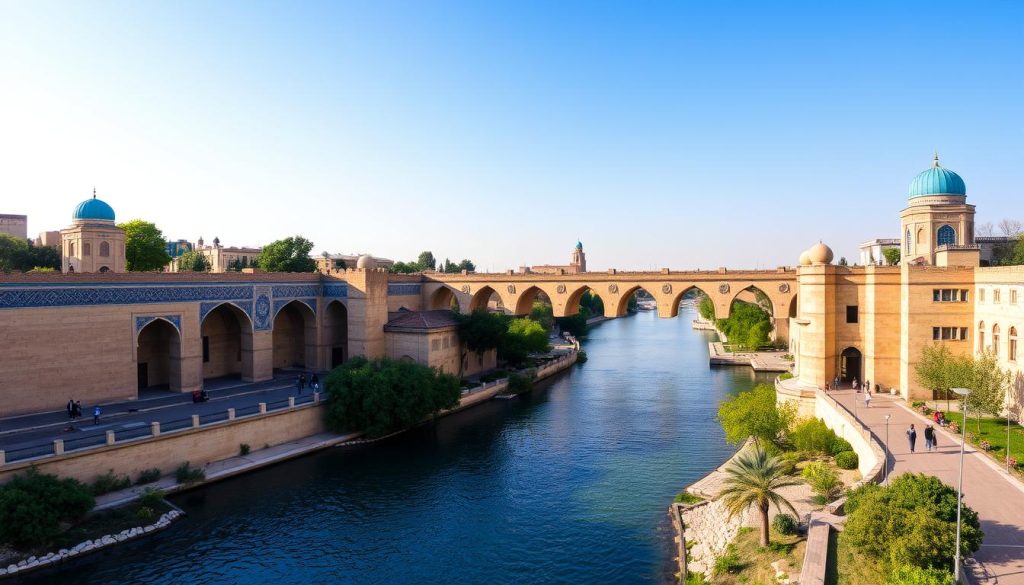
[137,363,148,389]
[840,347,862,383]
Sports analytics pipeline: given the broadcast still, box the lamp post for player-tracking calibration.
[884,414,891,486]
[951,387,971,584]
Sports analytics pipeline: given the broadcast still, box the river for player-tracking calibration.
[27,306,772,585]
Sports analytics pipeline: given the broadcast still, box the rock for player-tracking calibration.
[27,556,36,563]
[144,525,154,533]
[58,549,68,556]
[6,565,16,573]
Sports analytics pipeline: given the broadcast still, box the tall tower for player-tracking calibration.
[899,154,977,267]
[571,241,586,273]
[61,190,126,273]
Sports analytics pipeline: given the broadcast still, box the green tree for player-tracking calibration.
[256,236,316,272]
[717,301,773,350]
[717,384,794,447]
[0,468,95,548]
[883,248,901,266]
[24,243,60,271]
[719,446,801,546]
[698,294,716,321]
[323,357,461,437]
[456,309,508,356]
[119,220,171,271]
[885,565,954,585]
[457,259,476,272]
[389,261,419,274]
[916,345,1010,431]
[842,473,982,572]
[416,251,437,272]
[530,300,555,331]
[176,250,211,272]
[0,234,29,273]
[500,317,550,366]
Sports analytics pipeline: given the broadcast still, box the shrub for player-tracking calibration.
[790,418,839,455]
[948,421,960,433]
[835,451,859,470]
[782,353,794,361]
[911,401,926,408]
[90,469,132,496]
[779,371,794,380]
[674,491,704,505]
[0,468,95,548]
[480,369,509,383]
[136,468,161,485]
[885,563,955,584]
[979,440,993,451]
[508,373,534,395]
[802,462,843,503]
[138,488,165,509]
[239,443,251,456]
[684,572,710,585]
[175,462,206,484]
[830,437,853,456]
[575,349,588,364]
[135,506,156,522]
[717,384,795,446]
[712,545,742,576]
[772,513,798,535]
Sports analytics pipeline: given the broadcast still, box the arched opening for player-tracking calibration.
[273,301,316,370]
[136,319,182,393]
[789,294,798,318]
[669,286,715,319]
[564,286,606,318]
[325,301,349,369]
[840,347,862,383]
[1010,327,1018,363]
[100,241,110,257]
[732,285,775,316]
[978,321,986,353]
[84,243,91,256]
[937,225,956,247]
[992,324,1001,358]
[201,303,253,382]
[98,266,110,273]
[469,286,507,313]
[513,286,547,316]
[429,287,461,312]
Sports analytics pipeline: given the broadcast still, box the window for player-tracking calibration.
[202,337,210,362]
[846,306,858,324]
[100,241,110,257]
[84,243,91,256]
[69,242,75,256]
[932,327,968,341]
[979,288,986,302]
[993,324,1001,357]
[905,228,911,254]
[937,225,956,246]
[978,321,986,353]
[1010,327,1018,362]
[961,289,969,302]
[994,288,1002,304]
[932,289,968,302]
[1012,289,1018,305]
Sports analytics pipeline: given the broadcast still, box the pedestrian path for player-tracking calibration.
[832,389,1024,584]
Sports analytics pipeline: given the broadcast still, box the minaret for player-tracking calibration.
[571,241,586,273]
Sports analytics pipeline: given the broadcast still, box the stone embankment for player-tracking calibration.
[708,342,793,372]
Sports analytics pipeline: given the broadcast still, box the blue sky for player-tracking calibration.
[1,1,1021,270]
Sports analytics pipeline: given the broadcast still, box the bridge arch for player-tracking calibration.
[512,285,550,316]
[667,285,719,319]
[562,285,609,318]
[469,286,509,313]
[428,286,461,312]
[200,302,254,383]
[272,300,317,370]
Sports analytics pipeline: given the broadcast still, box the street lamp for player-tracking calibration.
[951,387,971,584]
[884,414,891,486]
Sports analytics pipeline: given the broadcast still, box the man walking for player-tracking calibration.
[864,389,872,408]
[67,399,74,420]
[924,425,937,451]
[93,405,101,425]
[74,400,82,419]
[906,424,917,453]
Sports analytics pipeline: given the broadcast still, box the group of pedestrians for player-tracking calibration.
[295,373,320,395]
[65,399,101,427]
[905,423,940,453]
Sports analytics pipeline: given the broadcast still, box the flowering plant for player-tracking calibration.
[980,440,993,451]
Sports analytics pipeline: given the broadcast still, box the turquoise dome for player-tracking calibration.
[73,193,115,222]
[909,156,966,197]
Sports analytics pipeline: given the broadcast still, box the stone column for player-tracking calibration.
[344,268,389,359]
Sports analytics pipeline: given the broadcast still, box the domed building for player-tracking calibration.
[900,154,977,267]
[61,190,126,273]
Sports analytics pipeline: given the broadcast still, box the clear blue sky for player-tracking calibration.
[1,1,1021,270]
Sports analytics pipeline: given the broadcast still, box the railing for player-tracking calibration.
[0,392,324,468]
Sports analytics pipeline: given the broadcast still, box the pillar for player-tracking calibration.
[344,268,389,360]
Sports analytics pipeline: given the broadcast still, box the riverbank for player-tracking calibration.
[708,342,793,372]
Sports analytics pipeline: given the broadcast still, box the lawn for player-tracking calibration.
[826,530,885,585]
[708,527,806,585]
[940,411,1024,472]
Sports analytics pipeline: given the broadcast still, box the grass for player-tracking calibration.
[710,527,806,585]
[941,411,1024,472]
[25,498,175,557]
[826,530,885,585]
[673,490,704,505]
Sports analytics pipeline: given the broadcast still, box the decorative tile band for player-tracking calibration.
[388,283,421,296]
[0,285,254,310]
[323,283,348,298]
[134,315,182,335]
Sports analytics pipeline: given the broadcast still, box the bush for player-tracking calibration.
[835,451,859,470]
[885,564,955,585]
[324,357,462,437]
[911,401,926,408]
[790,418,839,455]
[135,506,156,522]
[842,473,983,572]
[508,373,534,395]
[175,462,206,484]
[772,513,798,535]
[480,369,509,383]
[717,384,795,446]
[684,572,710,585]
[239,443,251,456]
[712,545,742,576]
[674,491,704,505]
[979,439,993,451]
[136,468,161,485]
[575,349,588,364]
[778,371,794,380]
[802,462,843,503]
[90,469,132,495]
[0,468,95,548]
[829,437,853,456]
[138,488,165,509]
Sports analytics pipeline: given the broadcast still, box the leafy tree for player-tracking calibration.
[416,251,437,272]
[0,235,62,273]
[119,220,171,271]
[323,357,461,437]
[226,257,250,272]
[456,310,508,356]
[0,468,95,548]
[176,250,211,272]
[801,462,842,503]
[717,384,795,447]
[719,445,801,546]
[256,236,316,272]
[578,290,604,317]
[500,318,550,366]
[556,313,588,338]
[698,294,716,321]
[457,259,475,272]
[389,261,419,274]
[717,301,773,350]
[838,256,849,266]
[916,345,1010,431]
[885,565,954,585]
[883,248,901,266]
[842,473,982,572]
[530,301,554,332]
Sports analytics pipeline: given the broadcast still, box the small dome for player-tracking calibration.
[808,241,834,265]
[799,250,812,266]
[909,154,966,197]
[575,240,583,250]
[73,191,115,222]
[356,255,377,269]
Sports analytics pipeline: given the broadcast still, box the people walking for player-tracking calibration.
[310,373,319,392]
[852,377,859,391]
[74,400,82,419]
[834,375,840,389]
[67,399,74,419]
[924,425,935,451]
[864,389,872,408]
[296,374,304,395]
[93,405,101,425]
[906,424,917,453]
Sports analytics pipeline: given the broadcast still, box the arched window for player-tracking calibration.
[98,266,110,273]
[1010,327,1018,363]
[978,321,985,353]
[69,242,76,256]
[937,225,956,246]
[905,229,911,254]
[84,243,91,256]
[992,324,1001,357]
[100,241,110,257]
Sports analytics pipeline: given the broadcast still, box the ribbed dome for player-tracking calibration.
[909,155,966,197]
[73,192,116,222]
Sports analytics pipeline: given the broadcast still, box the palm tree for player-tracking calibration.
[718,445,801,546]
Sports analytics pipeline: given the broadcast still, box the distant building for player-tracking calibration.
[35,231,61,249]
[519,241,587,275]
[316,253,394,272]
[168,236,261,273]
[165,239,194,258]
[0,214,28,240]
[860,235,1014,266]
[384,309,496,377]
[60,191,126,273]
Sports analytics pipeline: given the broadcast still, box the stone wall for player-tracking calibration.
[674,499,743,576]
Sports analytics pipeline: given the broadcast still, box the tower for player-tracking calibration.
[61,190,126,273]
[571,241,586,273]
[899,154,977,267]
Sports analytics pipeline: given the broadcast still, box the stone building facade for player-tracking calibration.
[0,214,28,240]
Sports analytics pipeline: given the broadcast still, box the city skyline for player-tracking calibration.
[2,1,1022,271]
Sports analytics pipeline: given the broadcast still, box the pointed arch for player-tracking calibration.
[272,300,317,370]
[200,302,254,382]
[992,323,1001,358]
[136,318,183,393]
[469,285,508,313]
[978,320,986,354]
[429,286,461,312]
[563,285,608,318]
[668,285,716,319]
[513,285,548,316]
[325,300,349,369]
[730,285,775,317]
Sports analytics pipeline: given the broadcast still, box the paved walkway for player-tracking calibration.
[832,389,1024,584]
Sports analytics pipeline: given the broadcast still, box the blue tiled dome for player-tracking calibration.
[73,192,116,222]
[909,155,966,198]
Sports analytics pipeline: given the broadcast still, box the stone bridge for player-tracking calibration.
[417,268,798,339]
